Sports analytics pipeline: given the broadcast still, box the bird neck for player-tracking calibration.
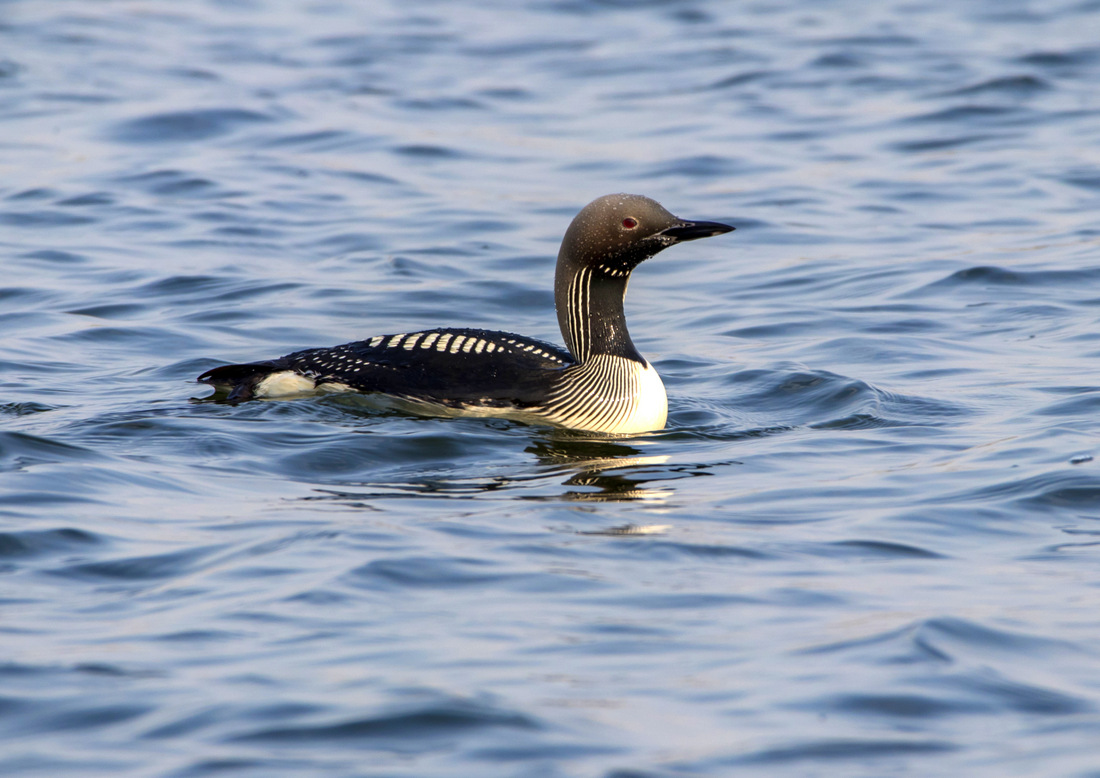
[555,263,643,365]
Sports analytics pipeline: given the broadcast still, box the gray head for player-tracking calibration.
[557,193,734,280]
[554,194,734,362]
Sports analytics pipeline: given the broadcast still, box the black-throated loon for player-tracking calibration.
[198,194,733,434]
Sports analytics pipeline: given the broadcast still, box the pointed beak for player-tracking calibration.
[659,219,735,242]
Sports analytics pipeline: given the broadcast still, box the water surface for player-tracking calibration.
[3,0,1100,775]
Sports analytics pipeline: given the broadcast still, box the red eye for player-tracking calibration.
[622,217,638,229]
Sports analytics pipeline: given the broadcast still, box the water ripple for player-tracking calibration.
[108,108,274,144]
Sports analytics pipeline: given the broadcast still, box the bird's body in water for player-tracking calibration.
[198,194,734,434]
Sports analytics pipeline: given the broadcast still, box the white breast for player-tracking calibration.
[624,360,668,434]
[538,356,668,435]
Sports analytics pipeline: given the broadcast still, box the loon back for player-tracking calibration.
[198,194,734,434]
[201,329,570,408]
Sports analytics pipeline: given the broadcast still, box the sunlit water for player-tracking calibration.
[3,0,1100,775]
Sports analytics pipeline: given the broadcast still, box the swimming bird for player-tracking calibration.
[198,194,733,433]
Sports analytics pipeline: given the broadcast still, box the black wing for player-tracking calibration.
[199,328,573,406]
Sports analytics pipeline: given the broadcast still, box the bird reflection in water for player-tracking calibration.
[301,427,695,531]
[527,432,674,500]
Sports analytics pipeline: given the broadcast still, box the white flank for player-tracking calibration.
[254,371,316,397]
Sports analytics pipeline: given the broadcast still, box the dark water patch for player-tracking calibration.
[820,34,919,48]
[0,527,103,559]
[822,692,988,718]
[208,223,284,240]
[144,706,240,740]
[721,368,880,427]
[0,59,21,80]
[614,540,771,562]
[258,128,379,152]
[273,429,508,480]
[164,66,220,82]
[1060,169,1100,191]
[810,52,864,69]
[805,617,1092,664]
[1017,46,1100,70]
[108,108,274,144]
[398,96,485,111]
[908,265,1100,297]
[0,401,58,418]
[114,169,226,198]
[0,490,103,510]
[54,324,199,351]
[944,75,1051,97]
[1035,391,1100,418]
[228,697,539,746]
[67,303,148,319]
[17,249,89,265]
[478,86,535,101]
[929,468,1100,513]
[182,280,306,308]
[860,315,948,334]
[586,592,756,612]
[0,431,107,472]
[726,737,957,765]
[0,754,108,777]
[465,36,593,58]
[8,701,153,736]
[323,168,403,189]
[853,178,967,203]
[927,670,1094,716]
[471,740,623,762]
[37,90,116,106]
[1016,471,1100,512]
[393,143,465,159]
[166,757,283,777]
[797,624,947,664]
[49,545,226,583]
[137,275,235,298]
[380,254,462,278]
[57,191,115,207]
[574,620,672,639]
[347,555,566,593]
[452,218,516,235]
[874,389,972,424]
[903,105,1023,124]
[153,629,246,643]
[891,134,1006,153]
[824,539,944,560]
[0,210,96,228]
[644,154,763,179]
[5,187,58,202]
[0,286,57,306]
[809,407,911,431]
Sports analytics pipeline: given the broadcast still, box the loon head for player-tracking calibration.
[554,194,734,363]
[555,193,734,282]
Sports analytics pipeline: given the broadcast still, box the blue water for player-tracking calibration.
[3,0,1100,775]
